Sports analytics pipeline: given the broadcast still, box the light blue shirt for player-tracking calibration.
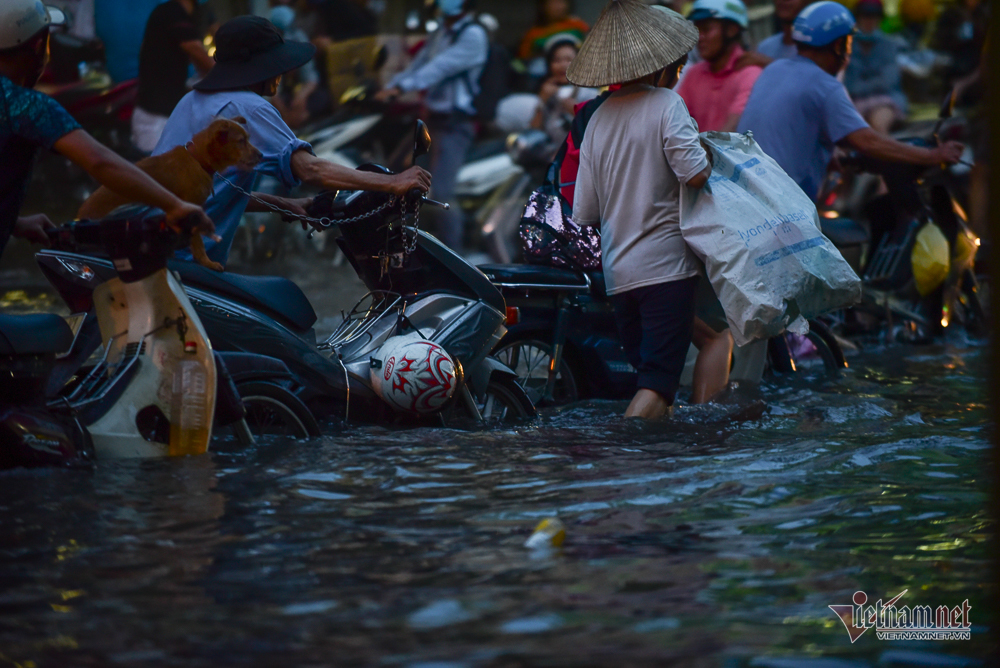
[154,90,312,265]
[737,56,868,200]
[389,14,488,116]
[756,33,798,61]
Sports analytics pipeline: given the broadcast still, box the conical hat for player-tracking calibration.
[567,0,698,88]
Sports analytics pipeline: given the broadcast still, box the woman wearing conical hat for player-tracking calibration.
[570,0,713,419]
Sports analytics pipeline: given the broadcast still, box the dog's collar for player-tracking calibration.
[185,142,216,176]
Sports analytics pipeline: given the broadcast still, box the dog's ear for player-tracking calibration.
[231,116,248,125]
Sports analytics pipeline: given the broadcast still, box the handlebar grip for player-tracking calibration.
[406,187,425,202]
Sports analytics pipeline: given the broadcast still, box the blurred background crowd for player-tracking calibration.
[11,0,989,268]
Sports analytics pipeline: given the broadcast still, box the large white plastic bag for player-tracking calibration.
[679,132,861,347]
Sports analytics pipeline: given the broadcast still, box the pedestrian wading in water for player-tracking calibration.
[569,0,713,419]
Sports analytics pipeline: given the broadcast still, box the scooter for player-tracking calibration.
[40,122,535,428]
[37,258,322,443]
[475,130,554,264]
[1,208,220,468]
[816,91,987,341]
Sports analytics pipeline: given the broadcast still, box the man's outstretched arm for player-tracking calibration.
[290,149,432,196]
[844,128,964,166]
[54,129,215,234]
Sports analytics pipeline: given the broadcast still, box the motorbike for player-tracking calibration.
[41,122,536,428]
[816,91,987,341]
[477,264,847,407]
[474,130,554,264]
[1,208,225,468]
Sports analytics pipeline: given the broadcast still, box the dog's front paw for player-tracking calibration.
[202,259,225,272]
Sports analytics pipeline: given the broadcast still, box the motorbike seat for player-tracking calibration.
[477,264,590,290]
[0,313,74,356]
[821,217,869,248]
[168,261,318,332]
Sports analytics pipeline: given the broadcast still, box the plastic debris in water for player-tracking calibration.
[524,518,566,549]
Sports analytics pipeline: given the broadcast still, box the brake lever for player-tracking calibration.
[421,196,450,210]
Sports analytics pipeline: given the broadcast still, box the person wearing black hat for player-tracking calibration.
[154,15,431,267]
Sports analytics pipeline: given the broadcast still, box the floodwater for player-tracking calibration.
[0,335,993,666]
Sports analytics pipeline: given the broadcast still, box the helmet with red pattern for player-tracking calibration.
[372,332,458,415]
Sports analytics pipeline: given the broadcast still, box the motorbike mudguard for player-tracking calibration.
[0,406,88,470]
[88,270,216,459]
[466,356,517,401]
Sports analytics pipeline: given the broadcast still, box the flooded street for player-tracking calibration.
[2,181,994,667]
[0,330,992,666]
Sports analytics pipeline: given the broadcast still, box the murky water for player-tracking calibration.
[0,341,993,667]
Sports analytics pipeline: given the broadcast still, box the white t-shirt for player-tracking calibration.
[573,85,708,296]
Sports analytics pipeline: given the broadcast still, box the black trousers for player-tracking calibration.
[611,276,699,404]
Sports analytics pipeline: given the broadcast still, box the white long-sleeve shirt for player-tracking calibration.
[390,14,488,117]
[574,85,708,296]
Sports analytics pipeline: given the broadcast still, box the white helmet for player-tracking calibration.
[0,0,65,50]
[687,0,750,28]
[371,332,458,415]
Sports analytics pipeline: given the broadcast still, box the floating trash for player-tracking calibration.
[524,518,566,550]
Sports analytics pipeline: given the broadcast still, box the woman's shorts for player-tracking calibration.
[610,276,699,403]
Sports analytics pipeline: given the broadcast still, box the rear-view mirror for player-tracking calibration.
[414,120,431,160]
[939,89,956,120]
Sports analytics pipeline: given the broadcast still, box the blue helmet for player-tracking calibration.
[792,1,856,47]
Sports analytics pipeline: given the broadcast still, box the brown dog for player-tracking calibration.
[78,117,263,271]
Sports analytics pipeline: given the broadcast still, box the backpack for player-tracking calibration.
[450,17,511,122]
[558,90,612,203]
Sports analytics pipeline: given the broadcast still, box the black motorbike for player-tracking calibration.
[817,92,987,341]
[477,264,848,407]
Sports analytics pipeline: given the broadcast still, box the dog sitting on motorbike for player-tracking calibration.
[78,117,262,271]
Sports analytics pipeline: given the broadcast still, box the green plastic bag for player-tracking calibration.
[912,222,950,296]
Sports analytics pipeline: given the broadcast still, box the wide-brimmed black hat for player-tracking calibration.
[194,15,316,92]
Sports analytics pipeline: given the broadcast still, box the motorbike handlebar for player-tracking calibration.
[404,188,450,211]
[421,196,450,210]
[45,208,193,255]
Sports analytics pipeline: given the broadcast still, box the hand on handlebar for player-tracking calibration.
[932,141,965,166]
[277,197,316,231]
[389,166,432,197]
[13,214,56,246]
[165,201,219,241]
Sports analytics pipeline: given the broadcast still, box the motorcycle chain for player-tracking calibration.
[215,172,398,230]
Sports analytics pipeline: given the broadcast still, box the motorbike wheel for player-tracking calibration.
[493,338,579,406]
[807,319,848,371]
[236,382,321,441]
[765,325,844,377]
[473,376,537,425]
[958,270,990,336]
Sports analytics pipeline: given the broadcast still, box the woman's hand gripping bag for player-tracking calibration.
[680,132,861,346]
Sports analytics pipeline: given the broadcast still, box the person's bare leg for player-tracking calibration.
[690,318,734,404]
[866,105,896,135]
[625,389,672,419]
